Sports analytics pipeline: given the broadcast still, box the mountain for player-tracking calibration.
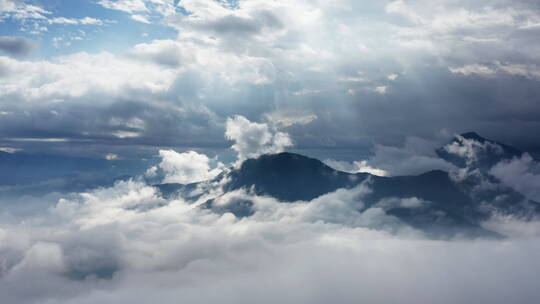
[223,152,367,201]
[155,133,540,239]
[436,131,525,170]
[0,151,147,196]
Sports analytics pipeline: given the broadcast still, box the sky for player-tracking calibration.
[2,2,540,303]
[1,0,540,162]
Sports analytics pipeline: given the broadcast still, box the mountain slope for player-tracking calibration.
[223,152,367,201]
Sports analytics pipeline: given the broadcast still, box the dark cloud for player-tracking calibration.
[0,36,37,57]
[0,0,539,160]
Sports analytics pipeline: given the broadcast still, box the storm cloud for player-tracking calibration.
[0,0,539,159]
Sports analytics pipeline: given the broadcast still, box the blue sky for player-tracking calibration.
[0,0,178,57]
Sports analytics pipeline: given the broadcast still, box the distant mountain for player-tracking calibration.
[155,135,540,239]
[0,151,146,196]
[436,131,525,170]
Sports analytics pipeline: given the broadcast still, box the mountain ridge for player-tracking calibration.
[154,132,540,238]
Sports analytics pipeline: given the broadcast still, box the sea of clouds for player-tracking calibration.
[2,115,540,304]
[1,177,540,304]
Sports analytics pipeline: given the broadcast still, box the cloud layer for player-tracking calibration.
[1,174,540,304]
[1,0,540,158]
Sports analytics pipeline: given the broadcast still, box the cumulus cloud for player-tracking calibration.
[152,150,223,184]
[225,115,293,162]
[0,36,37,57]
[129,40,185,66]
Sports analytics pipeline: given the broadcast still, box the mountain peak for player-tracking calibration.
[459,131,485,142]
[437,131,525,169]
[224,152,365,201]
[239,152,330,172]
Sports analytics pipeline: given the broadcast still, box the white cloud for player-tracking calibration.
[387,73,399,80]
[131,14,150,24]
[98,0,148,13]
[324,136,457,178]
[482,214,540,237]
[129,39,185,66]
[0,52,176,101]
[450,63,540,80]
[48,17,107,26]
[105,153,119,160]
[0,175,540,303]
[373,85,387,94]
[324,159,388,176]
[157,150,223,184]
[443,134,503,167]
[225,115,293,162]
[264,111,317,128]
[0,0,51,21]
[0,147,21,153]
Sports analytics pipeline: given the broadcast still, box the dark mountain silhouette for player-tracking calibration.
[223,152,367,201]
[154,133,540,238]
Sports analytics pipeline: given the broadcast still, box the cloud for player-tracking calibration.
[482,213,540,237]
[129,40,185,66]
[0,0,51,21]
[490,154,540,201]
[0,146,20,153]
[131,14,150,24]
[225,115,293,162]
[324,159,388,176]
[1,174,540,303]
[2,0,540,160]
[98,0,177,24]
[0,36,37,57]
[264,111,317,128]
[334,136,454,177]
[154,150,223,184]
[0,52,176,100]
[450,62,540,80]
[98,0,149,13]
[105,153,119,160]
[48,17,108,26]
